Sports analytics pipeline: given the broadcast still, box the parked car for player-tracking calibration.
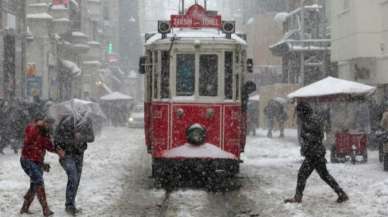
[128,104,144,128]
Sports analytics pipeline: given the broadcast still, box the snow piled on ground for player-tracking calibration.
[0,127,137,217]
[243,129,388,217]
[0,127,387,217]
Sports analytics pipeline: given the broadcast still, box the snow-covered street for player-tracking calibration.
[1,127,387,217]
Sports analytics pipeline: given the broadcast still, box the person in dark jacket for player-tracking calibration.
[54,113,94,216]
[20,116,64,216]
[285,102,349,203]
[264,100,288,138]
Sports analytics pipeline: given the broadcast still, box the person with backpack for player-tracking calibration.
[54,112,94,216]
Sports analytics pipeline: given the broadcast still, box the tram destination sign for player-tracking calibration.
[171,4,222,29]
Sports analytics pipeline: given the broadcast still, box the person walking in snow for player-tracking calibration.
[285,102,349,204]
[20,115,64,216]
[264,100,288,138]
[54,112,94,216]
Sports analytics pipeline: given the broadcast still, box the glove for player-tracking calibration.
[43,163,51,172]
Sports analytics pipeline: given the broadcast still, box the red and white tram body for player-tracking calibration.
[142,4,253,176]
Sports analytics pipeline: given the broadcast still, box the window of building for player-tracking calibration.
[5,13,16,30]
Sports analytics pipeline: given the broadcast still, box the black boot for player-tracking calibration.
[336,191,349,203]
[284,194,302,203]
[66,206,82,216]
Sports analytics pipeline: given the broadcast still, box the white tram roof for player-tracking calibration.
[145,28,247,46]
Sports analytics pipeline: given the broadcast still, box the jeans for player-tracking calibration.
[20,158,44,192]
[60,154,84,208]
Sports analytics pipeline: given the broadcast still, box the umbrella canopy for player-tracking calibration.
[48,99,106,125]
[288,76,376,99]
[272,96,288,105]
[100,92,133,101]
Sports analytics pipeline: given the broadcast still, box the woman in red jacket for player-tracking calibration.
[20,117,64,217]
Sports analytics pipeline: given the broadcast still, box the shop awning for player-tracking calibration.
[288,76,376,99]
[60,59,81,77]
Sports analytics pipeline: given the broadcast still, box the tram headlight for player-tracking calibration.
[187,124,206,146]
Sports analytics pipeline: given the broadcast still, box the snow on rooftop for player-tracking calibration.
[61,59,81,76]
[88,41,101,46]
[83,60,101,66]
[29,3,48,7]
[288,76,376,99]
[51,4,68,10]
[100,92,133,101]
[27,13,53,20]
[72,43,90,49]
[53,18,70,22]
[305,4,323,10]
[163,143,237,159]
[146,28,247,45]
[72,31,88,37]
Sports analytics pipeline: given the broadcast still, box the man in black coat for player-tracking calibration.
[54,113,94,215]
[285,102,348,203]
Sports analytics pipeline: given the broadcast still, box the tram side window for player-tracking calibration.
[153,52,159,99]
[224,52,233,99]
[199,55,218,97]
[161,51,170,98]
[146,51,153,101]
[176,54,195,96]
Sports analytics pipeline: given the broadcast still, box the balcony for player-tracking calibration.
[27,13,53,37]
[84,41,102,60]
[27,3,49,14]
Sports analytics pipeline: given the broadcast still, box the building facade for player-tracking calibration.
[270,0,331,86]
[25,0,106,101]
[0,0,26,99]
[329,0,388,102]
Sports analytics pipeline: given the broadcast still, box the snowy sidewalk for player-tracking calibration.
[0,127,142,217]
[0,128,387,217]
[243,129,388,217]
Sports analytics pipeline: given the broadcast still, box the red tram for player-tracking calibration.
[139,3,255,177]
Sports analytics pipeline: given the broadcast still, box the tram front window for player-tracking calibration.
[176,54,195,96]
[199,55,218,97]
